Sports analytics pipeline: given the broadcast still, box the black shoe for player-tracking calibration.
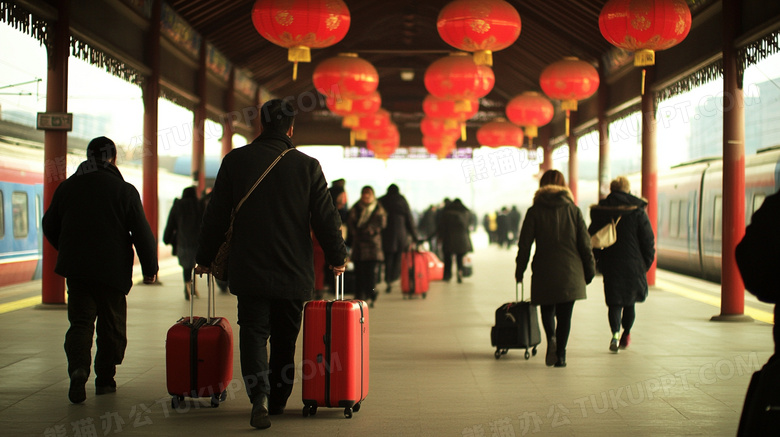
[68,368,89,404]
[545,338,557,367]
[554,351,567,368]
[250,395,271,429]
[96,384,117,395]
[268,404,285,415]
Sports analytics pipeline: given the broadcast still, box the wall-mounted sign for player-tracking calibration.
[37,112,73,131]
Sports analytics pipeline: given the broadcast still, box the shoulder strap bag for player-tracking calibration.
[211,148,292,280]
[591,215,621,249]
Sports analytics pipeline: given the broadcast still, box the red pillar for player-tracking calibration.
[567,113,578,204]
[193,41,207,193]
[221,68,235,157]
[713,0,749,321]
[641,67,657,286]
[41,0,70,305]
[597,63,610,201]
[142,0,161,247]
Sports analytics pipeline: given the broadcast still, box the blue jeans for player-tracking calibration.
[236,294,303,406]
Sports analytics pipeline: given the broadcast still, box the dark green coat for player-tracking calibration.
[515,185,595,306]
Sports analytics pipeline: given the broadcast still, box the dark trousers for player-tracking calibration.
[64,279,127,386]
[608,305,636,334]
[236,294,303,407]
[384,251,403,284]
[354,260,380,301]
[442,252,464,281]
[540,301,575,356]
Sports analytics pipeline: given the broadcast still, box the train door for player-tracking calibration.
[699,165,723,282]
[33,184,43,280]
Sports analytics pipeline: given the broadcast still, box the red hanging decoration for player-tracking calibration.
[436,0,522,66]
[505,91,554,146]
[314,53,379,102]
[539,57,599,136]
[422,94,479,141]
[424,53,483,107]
[599,0,691,94]
[326,91,381,128]
[420,117,461,142]
[423,136,457,159]
[251,0,351,81]
[476,119,524,148]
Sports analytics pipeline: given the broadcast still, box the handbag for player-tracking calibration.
[590,216,621,249]
[211,148,292,280]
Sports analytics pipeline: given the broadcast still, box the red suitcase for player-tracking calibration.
[421,250,444,281]
[401,248,430,298]
[166,274,233,408]
[302,275,369,418]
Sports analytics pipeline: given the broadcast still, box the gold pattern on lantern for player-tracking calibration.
[275,11,293,26]
[470,20,490,34]
[326,15,340,31]
[631,15,651,32]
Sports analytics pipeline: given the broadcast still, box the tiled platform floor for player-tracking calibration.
[0,243,774,436]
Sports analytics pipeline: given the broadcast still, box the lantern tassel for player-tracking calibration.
[350,130,355,146]
[565,110,570,137]
[641,68,646,95]
[292,61,298,81]
[461,124,467,142]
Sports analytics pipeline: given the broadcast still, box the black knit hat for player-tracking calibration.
[86,136,117,163]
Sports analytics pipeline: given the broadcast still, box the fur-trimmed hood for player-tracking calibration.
[590,191,647,213]
[533,184,575,208]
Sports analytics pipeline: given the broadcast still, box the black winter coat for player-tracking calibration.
[42,161,158,294]
[437,203,473,255]
[515,185,595,306]
[378,191,417,253]
[347,201,387,262]
[196,132,347,300]
[588,191,655,306]
[163,190,201,270]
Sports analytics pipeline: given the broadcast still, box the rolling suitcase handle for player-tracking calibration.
[190,271,218,324]
[335,271,344,301]
[515,282,526,303]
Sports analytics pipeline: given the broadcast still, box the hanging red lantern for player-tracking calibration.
[314,53,379,102]
[423,136,457,159]
[420,117,461,141]
[354,108,391,141]
[476,119,524,148]
[425,53,483,107]
[326,91,381,128]
[599,0,691,94]
[367,124,399,159]
[505,91,554,146]
[423,95,479,141]
[539,57,599,136]
[436,0,522,66]
[251,0,351,81]
[475,65,495,98]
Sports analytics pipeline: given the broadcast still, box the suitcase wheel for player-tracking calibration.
[532,346,538,356]
[303,405,318,417]
[344,407,353,419]
[353,401,361,413]
[171,395,184,409]
[494,348,508,359]
[524,350,531,360]
[422,292,427,299]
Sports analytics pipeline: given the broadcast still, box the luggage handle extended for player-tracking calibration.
[190,271,217,324]
[335,271,344,301]
[515,282,526,303]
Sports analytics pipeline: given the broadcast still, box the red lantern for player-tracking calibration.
[599,0,691,94]
[599,0,691,67]
[425,53,483,105]
[423,136,457,159]
[367,124,399,160]
[420,117,461,141]
[505,91,554,146]
[476,119,524,148]
[539,57,599,136]
[314,54,379,101]
[326,91,381,128]
[423,95,479,141]
[437,0,522,66]
[475,65,495,99]
[354,109,391,141]
[251,0,351,81]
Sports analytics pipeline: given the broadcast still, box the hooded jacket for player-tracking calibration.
[42,160,158,294]
[196,132,347,300]
[515,185,595,306]
[589,191,656,306]
[378,186,418,253]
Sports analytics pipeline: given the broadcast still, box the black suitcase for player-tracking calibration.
[491,283,541,360]
[737,356,780,436]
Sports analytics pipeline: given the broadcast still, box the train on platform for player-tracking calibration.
[0,137,191,288]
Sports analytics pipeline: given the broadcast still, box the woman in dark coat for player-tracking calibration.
[437,198,474,283]
[378,184,419,293]
[347,186,387,306]
[589,176,655,353]
[515,170,596,368]
[163,186,202,299]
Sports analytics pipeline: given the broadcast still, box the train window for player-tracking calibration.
[752,193,766,215]
[12,191,28,239]
[669,200,680,237]
[713,195,723,240]
[0,191,4,239]
[680,201,689,238]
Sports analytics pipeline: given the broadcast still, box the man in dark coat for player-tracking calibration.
[195,99,347,430]
[588,176,655,353]
[42,136,158,404]
[163,186,202,299]
[378,184,418,293]
[437,198,473,282]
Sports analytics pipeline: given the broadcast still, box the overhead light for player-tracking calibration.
[400,70,415,81]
